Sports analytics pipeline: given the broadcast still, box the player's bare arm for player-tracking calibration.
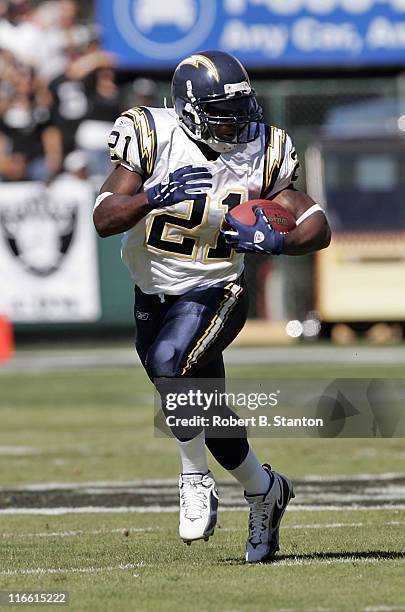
[93,166,147,237]
[94,164,212,237]
[222,187,330,257]
[272,187,331,255]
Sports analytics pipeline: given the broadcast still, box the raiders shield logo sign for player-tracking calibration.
[0,196,77,277]
[0,179,101,322]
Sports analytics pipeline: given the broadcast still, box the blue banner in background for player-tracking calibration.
[96,0,405,69]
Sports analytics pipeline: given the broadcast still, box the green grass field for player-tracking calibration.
[0,358,404,611]
[1,510,404,611]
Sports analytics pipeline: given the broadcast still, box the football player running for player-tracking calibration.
[94,51,330,563]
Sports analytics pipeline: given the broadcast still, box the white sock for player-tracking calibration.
[176,431,209,475]
[229,448,270,495]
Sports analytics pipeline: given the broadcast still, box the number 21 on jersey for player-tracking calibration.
[144,190,246,262]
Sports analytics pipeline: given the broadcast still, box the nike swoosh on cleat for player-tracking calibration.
[204,491,218,534]
[272,478,291,528]
[276,476,284,508]
[210,491,218,512]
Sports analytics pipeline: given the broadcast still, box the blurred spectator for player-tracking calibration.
[1,0,44,69]
[63,148,89,180]
[36,0,93,80]
[48,44,116,157]
[49,148,96,217]
[0,49,18,97]
[62,148,102,193]
[0,1,121,182]
[86,66,120,122]
[0,144,27,181]
[75,65,120,175]
[0,1,14,51]
[131,77,159,108]
[0,55,62,181]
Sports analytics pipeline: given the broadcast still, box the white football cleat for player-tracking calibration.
[178,471,218,544]
[245,464,294,563]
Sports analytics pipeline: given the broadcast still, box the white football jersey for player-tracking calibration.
[107,106,299,295]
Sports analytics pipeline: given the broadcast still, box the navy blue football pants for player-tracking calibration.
[134,277,250,470]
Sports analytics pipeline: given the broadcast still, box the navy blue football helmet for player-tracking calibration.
[171,50,263,153]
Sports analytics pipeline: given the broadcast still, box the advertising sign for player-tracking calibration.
[0,179,101,322]
[97,0,405,68]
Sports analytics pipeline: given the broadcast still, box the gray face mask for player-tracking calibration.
[204,135,237,154]
[177,117,238,154]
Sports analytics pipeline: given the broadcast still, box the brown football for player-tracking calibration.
[228,199,296,234]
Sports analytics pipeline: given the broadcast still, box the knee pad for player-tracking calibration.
[146,340,178,378]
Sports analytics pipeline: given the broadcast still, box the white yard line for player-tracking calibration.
[1,504,405,515]
[273,604,405,612]
[0,506,179,515]
[288,504,405,512]
[300,473,405,482]
[222,520,405,532]
[272,607,405,611]
[0,479,179,491]
[2,521,403,539]
[1,554,403,577]
[1,527,160,538]
[0,447,40,456]
[272,556,404,567]
[1,473,404,492]
[364,607,405,611]
[1,474,404,515]
[0,563,145,576]
[287,520,404,529]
